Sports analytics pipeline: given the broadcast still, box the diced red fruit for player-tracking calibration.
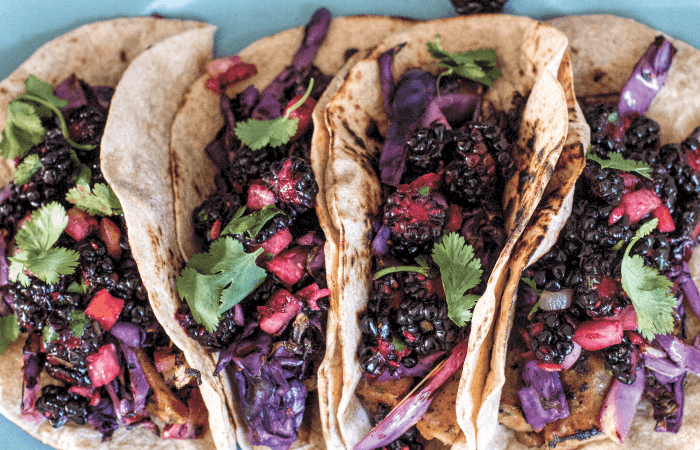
[397,173,441,194]
[377,338,393,359]
[594,276,618,301]
[652,204,676,232]
[205,56,257,94]
[573,320,623,351]
[428,277,446,300]
[209,219,221,241]
[65,207,99,242]
[403,330,418,342]
[294,283,330,310]
[258,289,303,335]
[252,227,293,258]
[100,217,122,259]
[265,246,308,288]
[529,322,545,336]
[609,189,662,225]
[609,204,626,225]
[68,386,94,398]
[444,204,463,233]
[617,306,638,331]
[685,145,700,172]
[84,288,125,331]
[626,331,644,347]
[284,94,317,142]
[246,184,276,210]
[534,361,563,372]
[87,343,122,387]
[619,173,639,189]
[294,231,322,246]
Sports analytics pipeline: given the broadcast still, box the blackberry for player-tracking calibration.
[359,275,403,375]
[460,206,506,275]
[650,165,679,215]
[262,157,319,215]
[176,304,242,350]
[450,0,507,14]
[660,143,700,200]
[403,122,450,177]
[229,144,286,188]
[571,198,633,249]
[382,189,446,259]
[477,122,514,180]
[529,311,576,365]
[623,114,660,163]
[443,127,498,205]
[192,187,244,247]
[12,276,74,332]
[669,203,700,264]
[394,291,457,357]
[35,385,90,428]
[372,403,423,450]
[629,228,671,272]
[44,321,102,387]
[582,160,624,206]
[574,275,627,319]
[528,247,576,292]
[584,104,626,158]
[66,104,108,146]
[603,337,637,384]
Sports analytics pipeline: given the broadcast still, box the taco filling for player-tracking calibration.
[173,8,335,449]
[500,35,700,447]
[0,75,207,440]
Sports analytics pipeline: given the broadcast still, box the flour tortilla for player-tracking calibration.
[488,15,700,450]
[168,15,422,450]
[322,14,570,450]
[0,18,218,450]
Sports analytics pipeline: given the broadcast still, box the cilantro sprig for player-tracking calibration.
[235,78,314,150]
[14,154,42,185]
[432,232,483,327]
[521,277,544,319]
[427,35,501,90]
[620,218,676,340]
[8,202,79,286]
[0,75,95,159]
[176,237,267,332]
[220,205,283,238]
[587,152,652,180]
[65,183,123,216]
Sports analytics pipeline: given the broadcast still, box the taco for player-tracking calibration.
[482,15,700,450]
[0,18,221,449]
[320,14,575,450]
[165,9,423,450]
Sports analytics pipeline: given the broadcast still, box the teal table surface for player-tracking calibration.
[0,0,698,448]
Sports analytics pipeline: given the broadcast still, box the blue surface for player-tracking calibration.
[0,0,698,448]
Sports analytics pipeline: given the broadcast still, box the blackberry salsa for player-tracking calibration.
[174,9,334,449]
[353,38,520,446]
[0,76,206,440]
[505,36,700,445]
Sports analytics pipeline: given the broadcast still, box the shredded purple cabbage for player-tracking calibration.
[110,322,146,348]
[378,46,402,117]
[371,225,391,257]
[375,351,444,381]
[291,8,331,71]
[87,397,119,441]
[120,343,150,413]
[618,35,676,117]
[0,234,13,313]
[419,93,482,130]
[379,70,436,186]
[518,360,569,431]
[651,373,685,433]
[600,365,645,442]
[55,74,113,111]
[20,334,43,422]
[654,334,700,376]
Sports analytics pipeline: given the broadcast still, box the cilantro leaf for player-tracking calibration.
[234,117,299,151]
[69,310,87,338]
[25,75,67,111]
[427,35,501,88]
[374,265,432,280]
[14,247,80,285]
[176,237,267,332]
[587,152,652,180]
[14,202,68,255]
[0,315,20,354]
[14,154,42,185]
[220,205,283,238]
[42,325,60,346]
[621,218,676,340]
[0,102,45,159]
[521,277,543,319]
[234,78,314,150]
[65,183,123,216]
[8,202,79,285]
[432,232,483,326]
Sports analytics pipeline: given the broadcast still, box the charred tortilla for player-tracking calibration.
[485,15,700,450]
[0,18,218,450]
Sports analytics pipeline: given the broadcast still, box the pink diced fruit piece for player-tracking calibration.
[573,320,623,351]
[87,343,122,387]
[65,207,98,242]
[100,217,122,259]
[258,289,303,335]
[609,189,661,226]
[266,246,308,288]
[84,289,124,331]
[295,283,331,311]
[652,204,675,232]
[247,184,276,210]
[253,228,293,257]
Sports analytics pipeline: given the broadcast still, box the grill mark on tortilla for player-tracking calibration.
[517,170,533,193]
[365,119,384,145]
[120,50,127,63]
[342,119,367,151]
[591,69,606,83]
[344,48,359,62]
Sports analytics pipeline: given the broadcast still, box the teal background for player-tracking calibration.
[0,0,698,448]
